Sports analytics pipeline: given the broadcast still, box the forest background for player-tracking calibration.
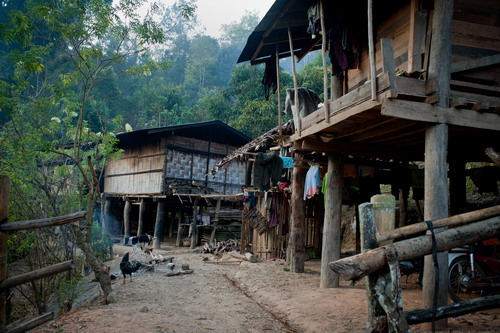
[0,0,325,324]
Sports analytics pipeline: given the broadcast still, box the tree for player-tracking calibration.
[0,0,196,306]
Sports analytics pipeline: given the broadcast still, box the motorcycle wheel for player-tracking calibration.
[448,256,487,303]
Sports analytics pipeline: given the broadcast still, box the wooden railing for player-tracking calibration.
[329,198,500,332]
[0,175,85,332]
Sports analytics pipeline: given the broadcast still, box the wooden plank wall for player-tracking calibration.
[348,3,411,90]
[451,0,500,87]
[104,142,165,194]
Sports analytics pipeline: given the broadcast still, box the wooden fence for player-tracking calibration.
[0,175,85,332]
[329,198,500,332]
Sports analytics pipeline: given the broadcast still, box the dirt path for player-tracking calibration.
[33,244,500,333]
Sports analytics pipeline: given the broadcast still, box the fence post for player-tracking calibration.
[0,175,10,330]
[359,203,387,332]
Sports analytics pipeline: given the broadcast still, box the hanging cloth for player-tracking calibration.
[262,54,277,100]
[304,164,321,200]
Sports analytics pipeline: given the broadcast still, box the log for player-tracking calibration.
[228,251,257,263]
[376,205,500,243]
[123,200,131,238]
[5,312,54,333]
[404,295,500,325]
[0,260,75,290]
[329,216,500,281]
[289,154,306,272]
[137,198,145,236]
[165,269,194,277]
[0,211,87,232]
[367,0,377,101]
[485,147,500,166]
[153,200,165,249]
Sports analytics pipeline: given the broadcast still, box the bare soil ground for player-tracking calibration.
[32,243,500,333]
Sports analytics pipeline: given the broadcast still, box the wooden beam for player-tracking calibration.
[0,213,88,233]
[320,153,344,288]
[276,45,282,135]
[5,312,54,333]
[451,54,500,74]
[377,205,500,243]
[288,23,301,133]
[329,216,500,281]
[404,295,500,325]
[320,0,329,123]
[0,261,75,290]
[295,37,322,62]
[367,0,377,101]
[381,99,500,131]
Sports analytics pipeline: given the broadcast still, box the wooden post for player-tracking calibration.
[137,198,145,236]
[276,44,282,135]
[359,203,387,332]
[332,76,343,100]
[210,198,221,244]
[190,197,199,249]
[5,312,54,333]
[449,161,466,216]
[176,208,183,247]
[153,200,165,249]
[123,199,131,239]
[368,0,377,101]
[422,1,453,329]
[321,153,344,288]
[289,155,306,272]
[320,0,330,123]
[0,175,10,331]
[168,211,174,238]
[287,23,301,134]
[103,197,111,236]
[371,194,396,246]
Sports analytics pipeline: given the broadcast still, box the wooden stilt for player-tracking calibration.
[153,200,165,249]
[137,198,145,236]
[289,154,306,272]
[276,44,282,135]
[321,153,344,288]
[190,198,199,249]
[103,197,111,236]
[123,199,131,239]
[287,24,301,134]
[320,0,330,122]
[368,0,377,101]
[210,198,221,244]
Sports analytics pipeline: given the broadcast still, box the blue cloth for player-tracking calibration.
[304,165,321,200]
[280,156,294,168]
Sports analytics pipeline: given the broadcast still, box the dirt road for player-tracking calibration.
[33,244,500,333]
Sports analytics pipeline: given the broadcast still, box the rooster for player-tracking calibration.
[120,252,142,284]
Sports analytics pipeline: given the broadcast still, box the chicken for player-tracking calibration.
[119,252,142,284]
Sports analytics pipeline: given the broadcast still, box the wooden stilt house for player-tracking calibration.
[102,120,250,248]
[213,0,499,330]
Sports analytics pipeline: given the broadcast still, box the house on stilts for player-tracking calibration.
[102,120,250,249]
[210,0,500,330]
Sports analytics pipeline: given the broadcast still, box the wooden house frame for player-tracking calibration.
[102,120,250,248]
[226,0,499,329]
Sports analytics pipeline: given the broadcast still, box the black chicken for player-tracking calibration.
[120,252,142,284]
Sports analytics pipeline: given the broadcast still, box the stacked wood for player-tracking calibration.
[203,239,240,254]
[165,269,194,277]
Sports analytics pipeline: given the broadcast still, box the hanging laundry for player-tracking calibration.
[304,164,322,200]
[280,156,294,168]
[268,196,278,228]
[262,54,277,100]
[253,152,283,191]
[307,1,322,39]
[328,25,359,78]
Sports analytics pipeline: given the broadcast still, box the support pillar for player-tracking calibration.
[137,198,145,236]
[123,199,131,240]
[102,197,112,236]
[289,154,307,273]
[422,0,453,329]
[153,200,165,249]
[321,153,344,288]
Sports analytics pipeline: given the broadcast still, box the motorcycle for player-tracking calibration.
[448,239,500,302]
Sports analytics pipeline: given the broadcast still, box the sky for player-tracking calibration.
[194,0,275,38]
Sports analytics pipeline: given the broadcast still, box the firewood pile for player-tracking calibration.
[203,239,240,255]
